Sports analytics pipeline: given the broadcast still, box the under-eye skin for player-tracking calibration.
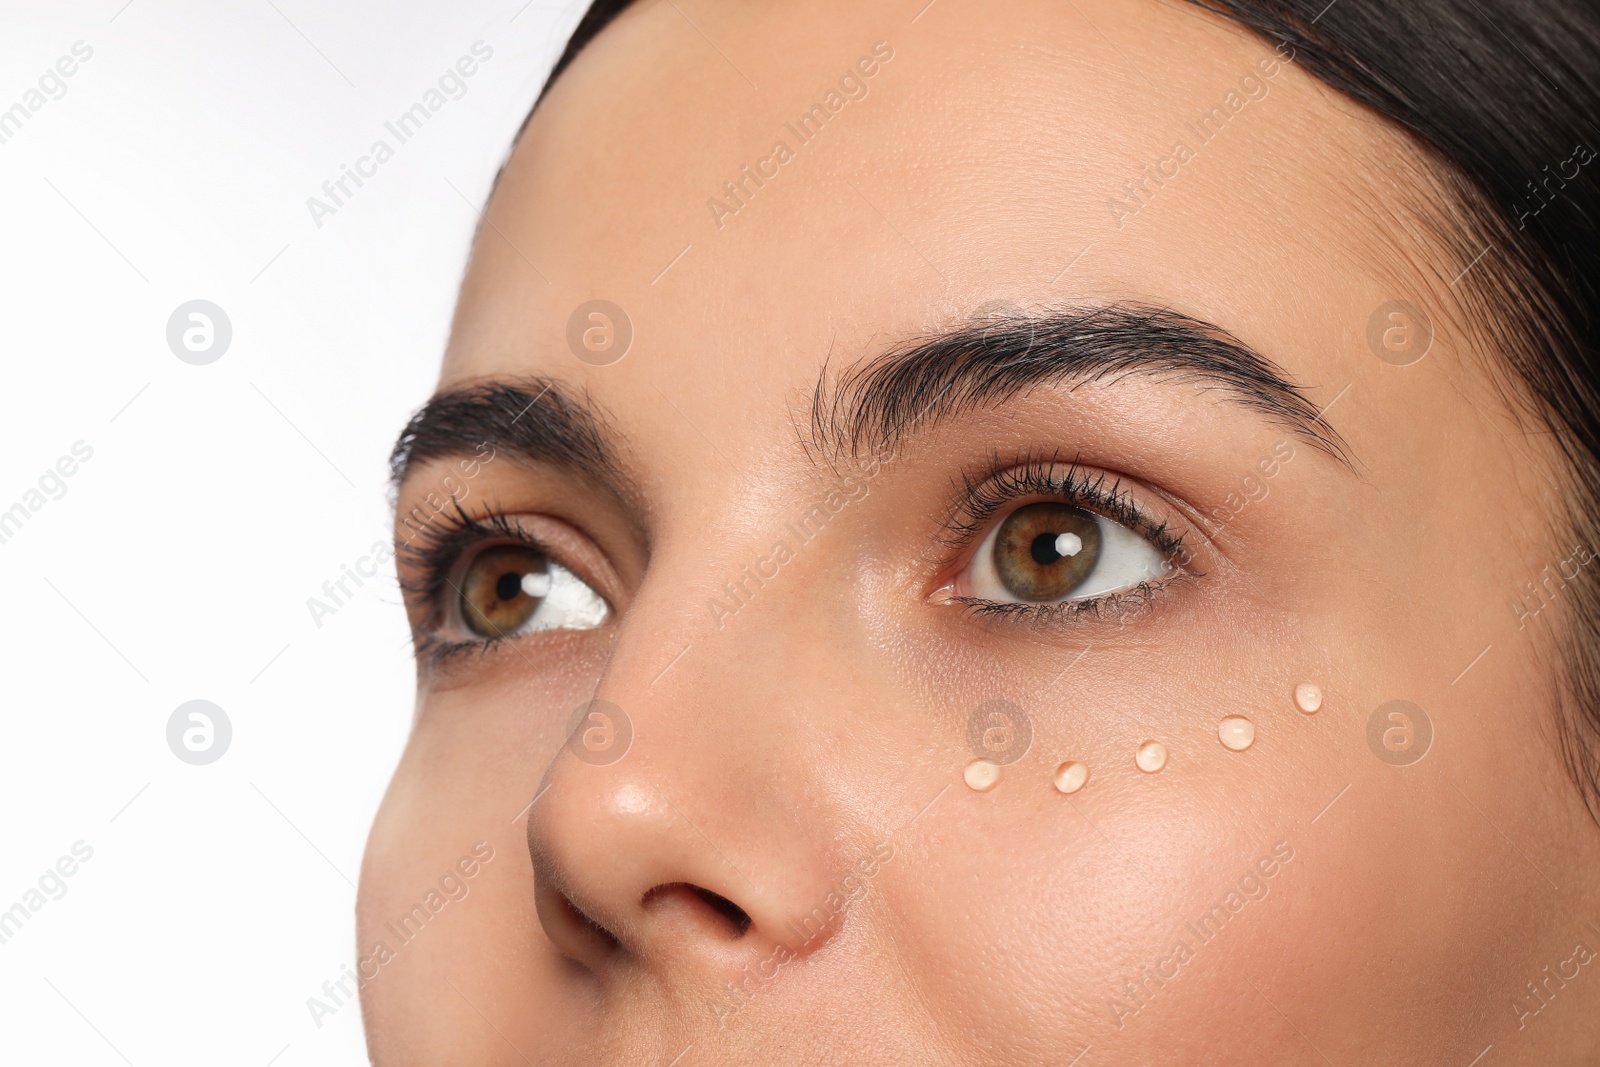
[935,454,1187,623]
[398,505,610,663]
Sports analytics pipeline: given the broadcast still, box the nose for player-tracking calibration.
[525,637,851,988]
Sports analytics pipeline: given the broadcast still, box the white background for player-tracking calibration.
[0,1,582,1062]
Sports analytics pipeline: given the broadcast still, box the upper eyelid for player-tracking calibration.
[940,479,1195,624]
[939,454,1180,553]
[401,508,620,661]
[398,509,550,633]
[407,533,550,664]
[406,460,1191,654]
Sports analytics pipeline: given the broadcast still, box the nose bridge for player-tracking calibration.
[525,557,860,983]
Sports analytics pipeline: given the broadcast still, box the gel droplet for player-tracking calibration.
[1053,761,1090,794]
[964,758,1002,791]
[1294,682,1323,714]
[1218,715,1255,751]
[1135,740,1168,773]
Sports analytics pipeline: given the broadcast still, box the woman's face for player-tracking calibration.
[361,0,1600,1062]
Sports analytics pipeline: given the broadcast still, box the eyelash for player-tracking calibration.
[398,502,555,665]
[940,450,1191,625]
[400,453,1191,659]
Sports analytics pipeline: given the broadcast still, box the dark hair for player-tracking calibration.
[517,0,1600,814]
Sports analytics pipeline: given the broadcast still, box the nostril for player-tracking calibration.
[692,886,753,936]
[641,882,753,938]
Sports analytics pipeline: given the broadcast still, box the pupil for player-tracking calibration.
[1031,533,1060,565]
[495,571,523,601]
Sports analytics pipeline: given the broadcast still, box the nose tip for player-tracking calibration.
[525,757,848,987]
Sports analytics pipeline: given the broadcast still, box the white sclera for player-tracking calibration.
[518,564,606,633]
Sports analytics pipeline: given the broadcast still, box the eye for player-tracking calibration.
[960,501,1171,604]
[456,542,608,638]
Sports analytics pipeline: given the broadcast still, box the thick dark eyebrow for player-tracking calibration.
[809,303,1352,466]
[389,378,627,498]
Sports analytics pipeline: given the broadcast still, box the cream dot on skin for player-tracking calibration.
[1053,761,1089,794]
[964,758,1002,791]
[521,571,553,597]
[1135,740,1168,773]
[1295,682,1323,714]
[1218,715,1255,751]
[1054,532,1083,557]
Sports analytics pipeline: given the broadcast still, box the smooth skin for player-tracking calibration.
[360,0,1600,1062]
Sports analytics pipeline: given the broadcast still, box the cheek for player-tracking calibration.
[851,561,1560,1060]
[848,578,1334,1052]
[358,639,611,1051]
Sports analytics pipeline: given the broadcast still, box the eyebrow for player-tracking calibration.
[389,378,627,496]
[809,303,1352,465]
[392,304,1350,498]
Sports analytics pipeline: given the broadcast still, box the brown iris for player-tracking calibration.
[459,544,549,637]
[992,502,1102,601]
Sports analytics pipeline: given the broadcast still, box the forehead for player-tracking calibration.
[442,0,1413,431]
